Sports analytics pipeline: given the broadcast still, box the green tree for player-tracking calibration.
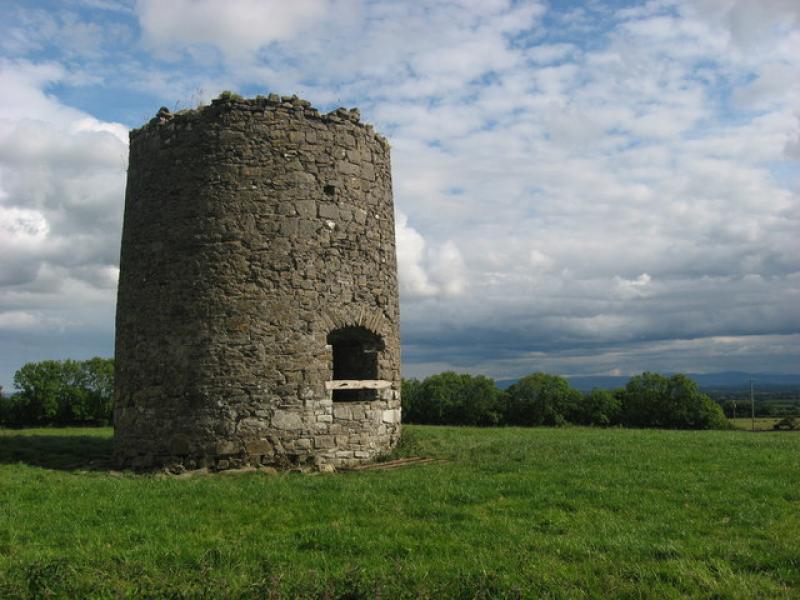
[80,357,115,424]
[405,372,502,426]
[6,357,115,427]
[620,372,667,427]
[572,388,622,426]
[12,360,64,424]
[0,394,17,427]
[505,373,581,426]
[449,374,502,426]
[401,378,423,424]
[620,372,728,429]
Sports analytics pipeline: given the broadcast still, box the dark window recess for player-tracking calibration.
[327,326,384,402]
[323,184,336,196]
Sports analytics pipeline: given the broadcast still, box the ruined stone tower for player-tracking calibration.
[114,93,401,470]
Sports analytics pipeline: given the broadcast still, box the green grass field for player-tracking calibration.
[1,426,798,599]
[729,417,797,431]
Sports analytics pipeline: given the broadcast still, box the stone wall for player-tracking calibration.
[114,94,401,471]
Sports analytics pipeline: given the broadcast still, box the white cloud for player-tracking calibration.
[136,0,330,60]
[614,273,653,299]
[0,310,68,331]
[0,59,126,374]
[395,213,467,299]
[0,206,48,244]
[526,43,577,65]
[430,240,467,297]
[395,212,436,298]
[688,0,800,48]
[528,250,554,273]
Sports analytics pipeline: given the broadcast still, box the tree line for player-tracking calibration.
[0,358,114,427]
[1,359,729,430]
[402,371,730,429]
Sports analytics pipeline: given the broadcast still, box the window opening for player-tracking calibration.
[327,326,384,402]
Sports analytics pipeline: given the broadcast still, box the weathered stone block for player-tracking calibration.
[382,409,400,424]
[216,440,238,455]
[333,405,351,420]
[295,200,316,218]
[314,435,335,449]
[318,203,338,219]
[245,439,273,455]
[272,409,303,430]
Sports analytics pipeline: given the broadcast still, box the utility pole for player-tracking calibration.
[750,378,755,432]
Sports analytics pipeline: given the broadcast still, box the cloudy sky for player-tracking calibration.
[0,0,798,389]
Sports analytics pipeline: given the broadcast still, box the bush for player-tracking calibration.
[504,373,581,426]
[217,90,243,102]
[619,372,728,429]
[773,416,798,431]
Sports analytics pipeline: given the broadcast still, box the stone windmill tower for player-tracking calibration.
[113,93,401,471]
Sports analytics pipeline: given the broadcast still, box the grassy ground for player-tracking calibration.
[1,426,798,599]
[729,417,797,431]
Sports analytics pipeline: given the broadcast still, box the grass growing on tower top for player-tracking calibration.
[0,425,798,598]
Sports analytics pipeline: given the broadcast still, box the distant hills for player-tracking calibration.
[496,372,800,391]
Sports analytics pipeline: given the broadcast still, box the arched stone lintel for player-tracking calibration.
[320,308,389,341]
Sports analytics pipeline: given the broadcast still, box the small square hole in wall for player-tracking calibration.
[323,184,335,196]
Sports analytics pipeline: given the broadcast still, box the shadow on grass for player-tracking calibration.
[0,434,113,471]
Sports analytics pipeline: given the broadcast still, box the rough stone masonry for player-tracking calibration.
[113,93,401,471]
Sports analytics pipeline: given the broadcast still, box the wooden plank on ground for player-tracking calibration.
[348,456,446,471]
